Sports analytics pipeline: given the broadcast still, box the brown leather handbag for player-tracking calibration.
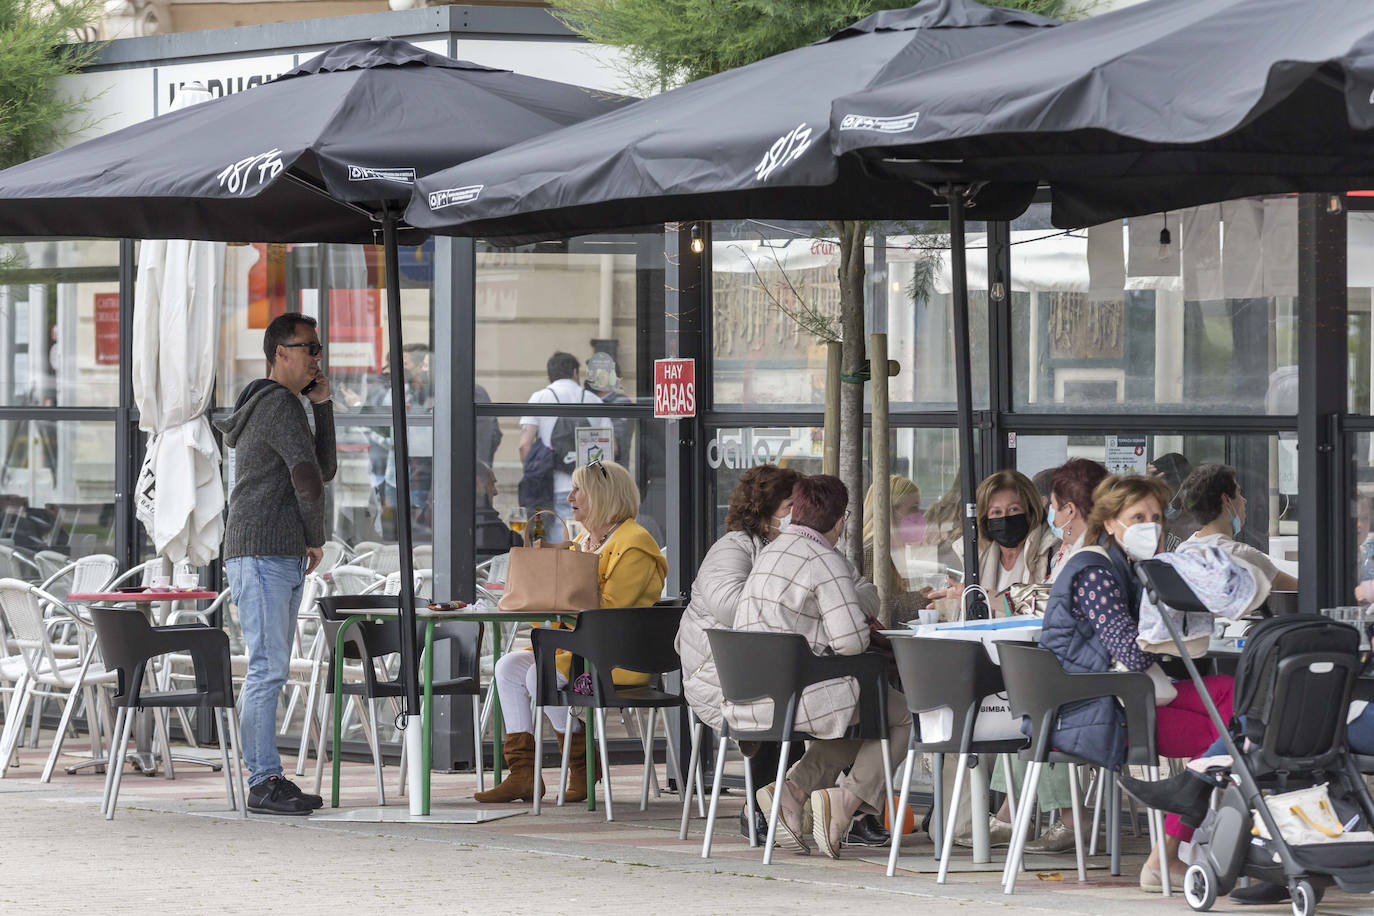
[497,510,601,612]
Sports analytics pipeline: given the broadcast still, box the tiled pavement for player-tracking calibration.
[4,736,1374,915]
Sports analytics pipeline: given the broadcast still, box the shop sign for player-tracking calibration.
[654,358,695,419]
[94,292,120,365]
[577,425,614,466]
[1104,435,1148,475]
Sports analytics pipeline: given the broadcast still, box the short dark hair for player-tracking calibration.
[1031,467,1057,505]
[1180,463,1239,522]
[724,465,803,539]
[546,351,580,382]
[1051,458,1110,518]
[263,313,317,366]
[790,474,848,532]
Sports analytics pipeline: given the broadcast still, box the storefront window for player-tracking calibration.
[710,221,989,412]
[1348,209,1374,414]
[0,419,117,559]
[475,234,661,408]
[1011,200,1298,413]
[0,239,121,407]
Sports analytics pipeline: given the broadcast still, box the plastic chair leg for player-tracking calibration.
[0,675,33,776]
[226,709,249,819]
[1003,754,1019,823]
[1068,762,1087,882]
[532,709,544,816]
[216,709,236,808]
[595,708,614,822]
[929,752,944,856]
[761,739,790,866]
[100,707,126,816]
[678,720,703,840]
[1089,767,1105,857]
[556,718,573,807]
[640,708,656,811]
[42,654,93,782]
[701,732,730,859]
[938,752,969,884]
[1148,764,1171,897]
[471,694,485,794]
[104,706,137,821]
[365,697,386,806]
[742,746,758,848]
[888,748,917,877]
[1003,760,1044,894]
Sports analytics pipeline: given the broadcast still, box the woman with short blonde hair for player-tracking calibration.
[475,459,667,807]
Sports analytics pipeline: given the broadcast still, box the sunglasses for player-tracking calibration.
[281,341,323,357]
[586,458,609,479]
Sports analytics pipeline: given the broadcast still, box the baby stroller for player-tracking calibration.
[1135,559,1374,916]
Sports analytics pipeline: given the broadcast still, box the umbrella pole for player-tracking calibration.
[381,208,424,814]
[945,185,981,590]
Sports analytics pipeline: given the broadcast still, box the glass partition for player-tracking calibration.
[0,419,117,560]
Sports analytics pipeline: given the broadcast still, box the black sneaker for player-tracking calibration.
[247,776,314,816]
[277,776,324,810]
[845,813,892,848]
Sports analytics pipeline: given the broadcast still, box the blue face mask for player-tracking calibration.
[1047,504,1065,541]
[1230,512,1242,537]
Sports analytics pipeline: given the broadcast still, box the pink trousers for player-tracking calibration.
[1153,674,1234,841]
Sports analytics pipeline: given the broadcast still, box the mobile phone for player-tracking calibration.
[301,377,318,396]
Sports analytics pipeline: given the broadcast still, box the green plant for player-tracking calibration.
[0,0,103,170]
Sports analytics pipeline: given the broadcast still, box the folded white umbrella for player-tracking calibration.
[132,86,227,566]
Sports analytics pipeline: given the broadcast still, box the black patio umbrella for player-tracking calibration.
[830,0,1374,228]
[0,38,630,735]
[405,0,1056,240]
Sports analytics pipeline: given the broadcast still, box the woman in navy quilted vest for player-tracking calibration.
[1039,474,1234,892]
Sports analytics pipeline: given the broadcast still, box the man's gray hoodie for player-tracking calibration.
[217,379,337,559]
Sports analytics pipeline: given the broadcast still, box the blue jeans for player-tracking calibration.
[1203,707,1374,756]
[227,555,306,786]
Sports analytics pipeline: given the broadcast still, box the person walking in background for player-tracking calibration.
[518,351,608,541]
[217,313,336,816]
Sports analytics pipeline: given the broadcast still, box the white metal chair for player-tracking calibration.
[0,579,119,781]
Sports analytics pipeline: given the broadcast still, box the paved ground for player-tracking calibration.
[4,737,1374,915]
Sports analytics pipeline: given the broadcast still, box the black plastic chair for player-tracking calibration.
[316,594,483,806]
[89,605,245,821]
[886,636,1030,880]
[699,629,893,864]
[995,641,1165,895]
[529,605,686,820]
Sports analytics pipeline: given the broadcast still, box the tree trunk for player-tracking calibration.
[834,220,866,568]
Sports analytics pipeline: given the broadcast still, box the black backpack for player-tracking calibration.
[1232,614,1359,743]
[546,386,592,474]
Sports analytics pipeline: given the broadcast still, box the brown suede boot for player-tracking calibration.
[473,732,544,803]
[558,728,598,804]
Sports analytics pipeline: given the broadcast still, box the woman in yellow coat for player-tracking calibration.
[475,459,667,804]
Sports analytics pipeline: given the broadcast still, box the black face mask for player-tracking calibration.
[986,512,1031,548]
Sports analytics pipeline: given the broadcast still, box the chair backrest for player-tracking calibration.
[330,565,385,596]
[88,605,233,706]
[891,636,1006,749]
[33,550,69,580]
[88,605,158,697]
[706,629,811,741]
[70,554,119,595]
[0,544,34,579]
[0,578,46,643]
[319,540,348,574]
[413,544,433,569]
[572,606,685,677]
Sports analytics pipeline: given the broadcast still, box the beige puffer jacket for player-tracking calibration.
[675,531,765,730]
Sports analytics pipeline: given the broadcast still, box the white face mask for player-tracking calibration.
[772,512,792,535]
[1118,521,1162,561]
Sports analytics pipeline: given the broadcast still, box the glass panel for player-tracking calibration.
[1011,200,1298,413]
[1348,211,1374,414]
[710,221,988,411]
[0,419,117,560]
[1012,432,1298,579]
[1348,434,1374,602]
[475,234,661,407]
[0,239,121,406]
[216,242,434,412]
[477,416,670,569]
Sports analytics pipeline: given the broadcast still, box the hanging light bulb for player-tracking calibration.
[1157,213,1172,261]
[690,223,704,255]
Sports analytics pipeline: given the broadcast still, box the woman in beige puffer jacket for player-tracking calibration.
[676,465,801,730]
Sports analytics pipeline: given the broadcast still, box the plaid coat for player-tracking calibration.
[729,530,874,740]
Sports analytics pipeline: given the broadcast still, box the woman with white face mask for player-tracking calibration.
[1039,474,1236,892]
[1180,463,1298,592]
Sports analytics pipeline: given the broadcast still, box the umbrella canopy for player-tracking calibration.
[0,39,629,780]
[405,0,1057,239]
[829,0,1374,227]
[0,39,630,242]
[133,85,227,567]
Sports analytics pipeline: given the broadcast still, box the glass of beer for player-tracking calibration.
[509,505,527,535]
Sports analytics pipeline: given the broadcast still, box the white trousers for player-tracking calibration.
[493,650,581,735]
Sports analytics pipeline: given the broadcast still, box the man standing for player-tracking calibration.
[218,313,336,815]
[518,351,607,540]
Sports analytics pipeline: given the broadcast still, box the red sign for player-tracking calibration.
[328,289,383,372]
[94,293,120,365]
[654,358,696,419]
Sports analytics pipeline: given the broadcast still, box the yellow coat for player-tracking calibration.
[554,518,668,684]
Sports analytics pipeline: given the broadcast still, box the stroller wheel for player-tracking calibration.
[1182,863,1217,911]
[1289,880,1316,916]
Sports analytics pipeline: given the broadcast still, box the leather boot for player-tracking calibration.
[558,728,599,803]
[474,732,544,803]
[1119,767,1224,827]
